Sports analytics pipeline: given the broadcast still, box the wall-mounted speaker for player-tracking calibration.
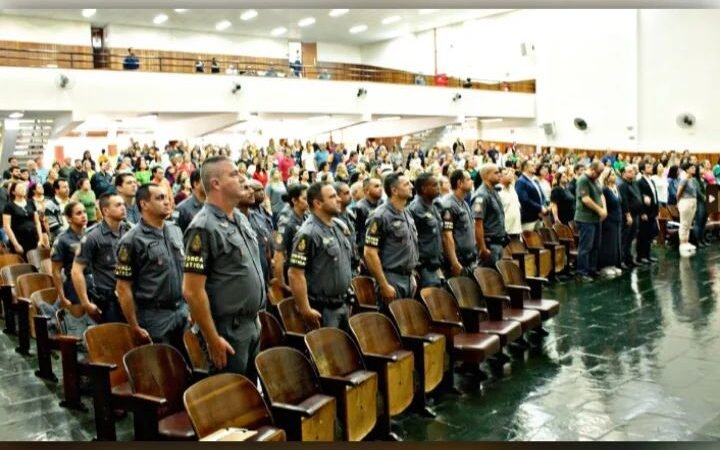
[574,117,588,131]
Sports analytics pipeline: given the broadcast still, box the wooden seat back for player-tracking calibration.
[496,259,526,287]
[506,238,528,256]
[27,248,51,270]
[348,313,403,356]
[473,268,507,297]
[667,205,680,220]
[182,329,208,372]
[15,273,54,300]
[0,263,36,286]
[29,287,58,307]
[124,344,192,415]
[351,276,377,310]
[0,254,25,271]
[446,276,484,310]
[183,373,274,439]
[387,298,433,338]
[419,287,463,323]
[538,227,558,244]
[268,278,292,305]
[255,347,323,406]
[259,310,284,350]
[85,323,151,387]
[522,230,545,250]
[305,328,364,378]
[277,298,314,334]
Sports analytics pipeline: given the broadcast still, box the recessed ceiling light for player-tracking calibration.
[271,26,287,36]
[418,9,439,14]
[8,112,23,119]
[379,116,401,121]
[153,14,168,25]
[329,9,349,17]
[215,20,232,31]
[81,9,96,18]
[241,9,258,21]
[382,16,401,25]
[298,17,316,27]
[174,9,188,13]
[349,24,368,34]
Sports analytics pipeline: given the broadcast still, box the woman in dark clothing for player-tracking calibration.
[694,164,709,247]
[598,170,623,276]
[549,171,575,224]
[2,182,47,258]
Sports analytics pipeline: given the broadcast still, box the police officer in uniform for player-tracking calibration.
[334,181,360,275]
[440,169,478,277]
[174,169,205,232]
[352,177,383,269]
[182,157,265,376]
[272,184,308,290]
[246,180,274,282]
[471,164,508,267]
[289,182,353,330]
[115,183,188,351]
[408,172,443,288]
[364,173,419,303]
[72,193,130,323]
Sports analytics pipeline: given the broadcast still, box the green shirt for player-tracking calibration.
[574,174,602,223]
[74,190,97,222]
[135,170,152,186]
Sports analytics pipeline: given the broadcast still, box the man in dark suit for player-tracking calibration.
[515,159,547,231]
[618,165,643,269]
[636,160,659,263]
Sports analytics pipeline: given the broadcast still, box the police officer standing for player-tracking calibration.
[440,169,478,277]
[50,202,88,308]
[333,181,360,275]
[115,183,188,351]
[272,184,308,290]
[352,177,383,267]
[182,157,265,376]
[471,164,507,267]
[408,173,443,288]
[364,173,419,303]
[115,173,140,224]
[72,193,131,323]
[246,180,274,282]
[288,182,353,329]
[175,169,205,232]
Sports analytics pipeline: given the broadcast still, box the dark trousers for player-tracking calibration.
[694,201,708,243]
[576,221,601,276]
[480,244,503,269]
[622,215,639,264]
[636,215,658,259]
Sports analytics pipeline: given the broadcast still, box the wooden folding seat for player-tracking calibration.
[255,347,336,441]
[84,323,152,441]
[351,276,379,313]
[445,276,523,348]
[537,228,568,276]
[0,263,36,336]
[0,254,24,318]
[182,329,208,375]
[521,230,553,278]
[473,268,542,337]
[14,272,54,352]
[184,373,286,441]
[304,328,378,441]
[277,298,316,352]
[348,313,414,440]
[496,260,560,323]
[503,239,537,277]
[552,223,578,267]
[657,206,679,246]
[259,310,285,350]
[123,344,197,440]
[26,247,51,270]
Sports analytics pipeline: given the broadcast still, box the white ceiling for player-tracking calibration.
[3,9,512,45]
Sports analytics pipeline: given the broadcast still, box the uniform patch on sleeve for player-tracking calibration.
[183,229,208,274]
[442,208,454,231]
[289,234,309,268]
[365,218,381,247]
[275,233,284,245]
[115,243,133,279]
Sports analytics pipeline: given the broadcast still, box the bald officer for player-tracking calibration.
[408,172,443,288]
[471,164,508,267]
[182,156,265,376]
[440,169,478,277]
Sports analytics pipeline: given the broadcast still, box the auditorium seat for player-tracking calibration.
[277,298,316,353]
[304,328,378,441]
[503,239,537,278]
[351,276,380,314]
[183,373,286,441]
[255,347,336,441]
[0,254,24,318]
[536,228,568,277]
[26,248,51,270]
[419,287,503,376]
[495,260,560,324]
[182,329,208,375]
[386,299,446,413]
[552,223,578,268]
[521,230,554,278]
[84,323,152,441]
[348,312,414,440]
[445,276,523,348]
[0,263,36,336]
[268,278,292,305]
[14,272,54,352]
[123,344,196,440]
[259,310,285,350]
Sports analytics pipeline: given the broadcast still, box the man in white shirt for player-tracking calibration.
[497,168,522,238]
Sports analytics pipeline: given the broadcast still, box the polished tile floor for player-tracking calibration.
[0,247,719,441]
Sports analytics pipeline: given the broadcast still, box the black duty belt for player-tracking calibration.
[141,300,181,310]
[386,268,413,276]
[309,294,348,309]
[485,235,505,245]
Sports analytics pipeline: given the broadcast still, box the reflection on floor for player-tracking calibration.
[2,247,720,441]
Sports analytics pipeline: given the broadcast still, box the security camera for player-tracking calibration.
[231,82,242,94]
[452,93,462,102]
[56,73,70,89]
[356,88,367,98]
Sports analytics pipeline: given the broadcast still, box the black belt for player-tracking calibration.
[386,268,413,276]
[310,294,348,309]
[485,235,505,245]
[141,300,181,310]
[420,260,441,271]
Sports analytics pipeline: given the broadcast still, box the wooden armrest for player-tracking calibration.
[431,319,463,328]
[511,250,528,257]
[272,402,318,417]
[52,334,81,345]
[526,276,548,284]
[506,284,531,292]
[16,296,31,306]
[363,352,399,363]
[321,370,374,388]
[130,392,167,408]
[285,331,306,339]
[192,368,209,380]
[84,361,118,372]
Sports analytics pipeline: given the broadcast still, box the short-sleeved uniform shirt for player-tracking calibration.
[471,184,506,238]
[439,193,477,262]
[407,197,442,268]
[75,220,132,292]
[574,174,603,223]
[274,210,306,256]
[175,195,204,232]
[365,203,419,273]
[51,227,88,303]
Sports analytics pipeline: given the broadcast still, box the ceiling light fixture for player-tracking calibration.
[174,9,188,13]
[418,9,439,14]
[479,118,504,123]
[153,14,168,25]
[215,20,232,31]
[81,9,96,18]
[298,17,316,27]
[241,9,258,21]
[329,9,349,17]
[349,24,368,34]
[271,26,287,36]
[8,112,24,119]
[382,16,401,25]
